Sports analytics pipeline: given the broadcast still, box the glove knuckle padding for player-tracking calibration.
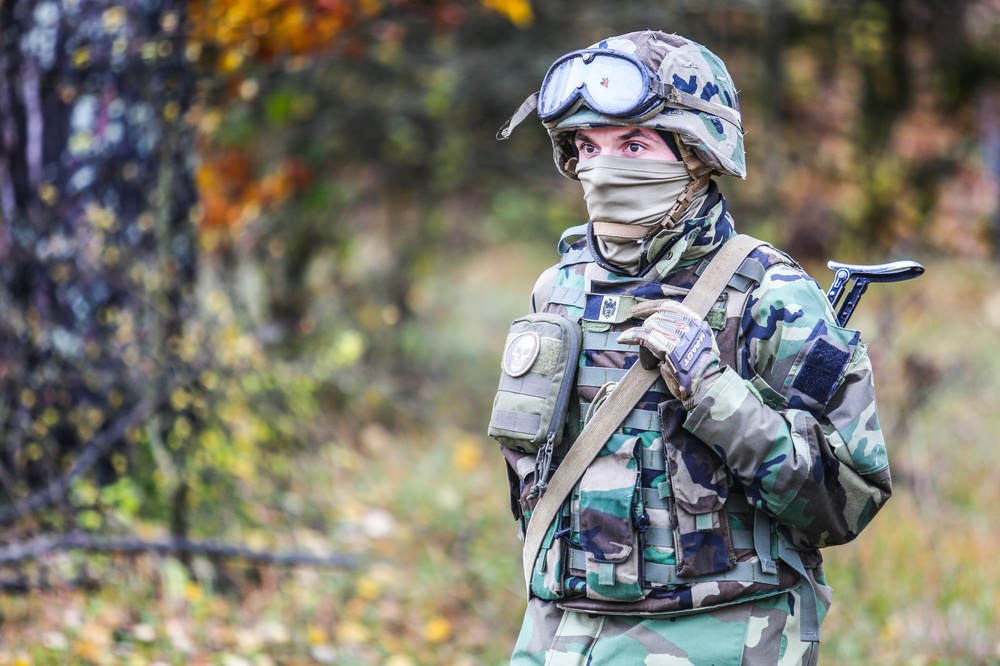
[624,302,721,402]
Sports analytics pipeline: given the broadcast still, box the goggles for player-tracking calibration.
[538,49,662,123]
[498,48,743,140]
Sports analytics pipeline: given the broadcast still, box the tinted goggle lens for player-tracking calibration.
[537,50,654,122]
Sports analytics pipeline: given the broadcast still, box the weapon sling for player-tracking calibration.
[521,233,766,594]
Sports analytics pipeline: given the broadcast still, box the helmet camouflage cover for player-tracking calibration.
[547,30,746,180]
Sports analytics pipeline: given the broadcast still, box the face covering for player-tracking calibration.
[575,155,695,273]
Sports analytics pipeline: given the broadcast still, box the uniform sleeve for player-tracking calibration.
[529,265,559,314]
[683,264,891,548]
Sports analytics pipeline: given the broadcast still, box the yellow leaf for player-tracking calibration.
[306,625,327,646]
[20,389,35,409]
[102,7,127,32]
[222,49,244,72]
[480,0,533,27]
[423,616,452,644]
[356,575,381,601]
[334,621,369,644]
[171,388,191,410]
[38,182,58,206]
[72,47,91,68]
[185,581,203,603]
[452,437,483,472]
[72,639,102,663]
[358,0,381,17]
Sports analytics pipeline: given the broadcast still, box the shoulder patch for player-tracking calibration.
[790,338,850,405]
[784,321,861,412]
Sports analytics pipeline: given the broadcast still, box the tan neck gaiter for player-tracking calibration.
[575,155,696,274]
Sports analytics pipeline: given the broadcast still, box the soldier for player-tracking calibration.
[490,30,892,664]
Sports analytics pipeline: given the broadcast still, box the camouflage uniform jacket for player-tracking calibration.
[501,186,891,623]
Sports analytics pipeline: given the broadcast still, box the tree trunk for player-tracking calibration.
[0,0,196,519]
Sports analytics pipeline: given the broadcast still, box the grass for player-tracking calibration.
[2,252,1000,665]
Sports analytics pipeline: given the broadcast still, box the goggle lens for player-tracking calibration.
[538,50,654,122]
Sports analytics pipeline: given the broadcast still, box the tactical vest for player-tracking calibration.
[500,229,824,622]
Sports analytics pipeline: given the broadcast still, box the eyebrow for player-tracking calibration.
[614,128,646,142]
[574,128,649,144]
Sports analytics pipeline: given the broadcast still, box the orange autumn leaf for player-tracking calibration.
[188,0,357,63]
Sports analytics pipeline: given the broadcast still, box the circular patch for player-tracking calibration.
[503,331,541,378]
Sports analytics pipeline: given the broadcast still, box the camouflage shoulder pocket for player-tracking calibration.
[488,313,581,454]
[782,320,861,414]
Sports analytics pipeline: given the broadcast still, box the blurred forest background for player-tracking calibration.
[1,0,1000,664]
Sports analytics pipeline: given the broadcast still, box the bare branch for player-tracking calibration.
[0,531,356,568]
[0,394,164,524]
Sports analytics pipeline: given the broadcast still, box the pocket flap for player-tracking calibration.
[662,409,729,514]
[577,435,640,564]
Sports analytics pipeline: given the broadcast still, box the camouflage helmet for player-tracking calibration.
[499,30,746,181]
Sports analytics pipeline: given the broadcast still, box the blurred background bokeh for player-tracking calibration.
[1,0,999,663]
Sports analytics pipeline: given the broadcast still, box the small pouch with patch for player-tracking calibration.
[488,313,581,457]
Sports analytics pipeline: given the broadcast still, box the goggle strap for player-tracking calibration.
[651,81,743,132]
[496,92,539,140]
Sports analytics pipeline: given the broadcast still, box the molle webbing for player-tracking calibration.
[549,285,588,310]
[578,366,669,393]
[566,552,777,586]
[583,403,660,433]
[640,485,671,510]
[489,410,541,437]
[641,559,778,586]
[498,373,553,399]
[583,330,635,352]
[695,253,766,293]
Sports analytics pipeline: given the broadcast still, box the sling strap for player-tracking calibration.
[521,234,765,595]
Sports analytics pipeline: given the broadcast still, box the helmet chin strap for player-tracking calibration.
[660,141,713,229]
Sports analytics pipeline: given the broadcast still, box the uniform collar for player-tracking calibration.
[640,183,736,282]
[585,181,736,281]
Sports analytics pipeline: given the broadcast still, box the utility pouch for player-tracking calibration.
[660,400,736,578]
[574,434,644,602]
[529,504,569,600]
[500,446,568,600]
[488,313,581,455]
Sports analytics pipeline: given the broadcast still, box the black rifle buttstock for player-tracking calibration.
[826,260,925,327]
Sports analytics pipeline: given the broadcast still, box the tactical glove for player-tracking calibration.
[617,301,723,406]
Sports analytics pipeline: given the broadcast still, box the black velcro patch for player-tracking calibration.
[791,338,850,405]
